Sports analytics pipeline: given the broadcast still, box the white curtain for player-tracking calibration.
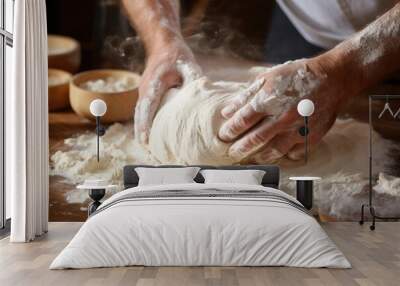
[7,0,49,242]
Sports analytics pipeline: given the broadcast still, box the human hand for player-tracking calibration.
[218,58,348,163]
[135,40,201,144]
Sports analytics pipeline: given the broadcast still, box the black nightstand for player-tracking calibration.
[289,177,321,210]
[77,183,116,216]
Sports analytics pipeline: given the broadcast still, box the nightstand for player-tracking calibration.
[77,180,117,216]
[289,177,321,210]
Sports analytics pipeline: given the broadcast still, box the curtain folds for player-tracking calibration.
[8,0,49,242]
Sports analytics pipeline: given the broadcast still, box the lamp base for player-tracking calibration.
[298,126,309,136]
[296,180,313,210]
[94,126,106,136]
[298,116,309,164]
[88,188,106,216]
[95,116,106,137]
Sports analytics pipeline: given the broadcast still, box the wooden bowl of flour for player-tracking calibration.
[70,69,140,123]
[48,68,72,111]
[48,35,81,73]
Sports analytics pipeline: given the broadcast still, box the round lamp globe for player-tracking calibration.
[90,99,107,117]
[297,99,315,117]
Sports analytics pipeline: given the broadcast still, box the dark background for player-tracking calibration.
[46,0,327,72]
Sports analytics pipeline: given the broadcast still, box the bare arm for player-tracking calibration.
[122,0,182,55]
[122,0,200,143]
[319,2,400,97]
[218,3,400,162]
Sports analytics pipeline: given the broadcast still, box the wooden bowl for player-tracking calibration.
[70,69,140,123]
[48,69,72,111]
[48,35,81,73]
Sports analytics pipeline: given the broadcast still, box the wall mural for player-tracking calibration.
[47,0,400,222]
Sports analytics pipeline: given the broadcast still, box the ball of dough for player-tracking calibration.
[148,77,247,165]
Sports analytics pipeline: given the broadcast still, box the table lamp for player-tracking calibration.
[90,99,107,162]
[297,99,315,163]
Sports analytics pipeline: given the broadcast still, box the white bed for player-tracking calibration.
[50,183,350,269]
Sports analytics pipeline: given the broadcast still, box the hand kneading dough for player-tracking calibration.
[149,77,252,165]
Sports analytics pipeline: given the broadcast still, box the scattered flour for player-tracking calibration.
[80,77,137,93]
[277,119,400,219]
[374,173,400,196]
[51,123,155,187]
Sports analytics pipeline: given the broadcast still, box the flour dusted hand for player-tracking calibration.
[220,78,266,118]
[135,42,201,143]
[218,59,347,163]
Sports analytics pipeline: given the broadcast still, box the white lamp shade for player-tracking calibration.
[297,99,315,117]
[90,99,107,117]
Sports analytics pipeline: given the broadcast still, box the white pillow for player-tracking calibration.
[200,169,266,185]
[135,167,200,186]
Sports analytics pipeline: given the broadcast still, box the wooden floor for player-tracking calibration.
[0,223,399,286]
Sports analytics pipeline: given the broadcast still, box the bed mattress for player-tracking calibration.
[50,183,350,269]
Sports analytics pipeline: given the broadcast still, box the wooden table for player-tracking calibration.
[49,57,400,222]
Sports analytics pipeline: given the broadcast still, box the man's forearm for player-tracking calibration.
[316,2,400,96]
[122,0,182,55]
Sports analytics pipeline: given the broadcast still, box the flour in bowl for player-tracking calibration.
[80,77,136,93]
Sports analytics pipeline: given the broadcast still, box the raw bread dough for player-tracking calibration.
[147,63,319,165]
[148,77,254,165]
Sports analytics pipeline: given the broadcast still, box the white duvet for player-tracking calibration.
[50,183,350,269]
